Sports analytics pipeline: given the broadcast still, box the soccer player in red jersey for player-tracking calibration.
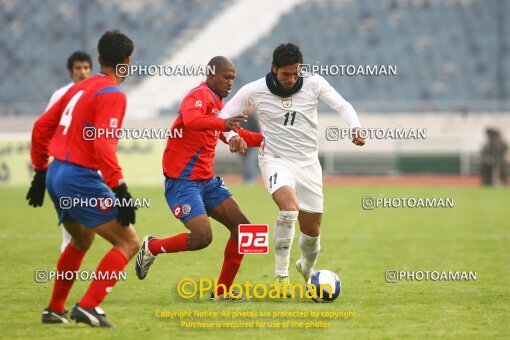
[45,50,93,253]
[27,30,139,327]
[135,56,263,301]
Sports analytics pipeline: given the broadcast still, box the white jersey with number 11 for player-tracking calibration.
[219,74,361,166]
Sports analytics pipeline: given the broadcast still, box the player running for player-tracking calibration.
[135,56,263,301]
[219,43,365,295]
[45,50,93,253]
[28,30,139,327]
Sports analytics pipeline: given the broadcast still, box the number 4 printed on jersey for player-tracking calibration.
[59,90,84,135]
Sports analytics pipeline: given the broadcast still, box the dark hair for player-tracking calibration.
[67,51,92,71]
[97,30,134,68]
[272,43,303,69]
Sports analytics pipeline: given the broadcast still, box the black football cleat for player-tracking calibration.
[41,308,69,324]
[70,303,115,328]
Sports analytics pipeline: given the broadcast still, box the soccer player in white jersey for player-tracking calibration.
[219,43,365,294]
[45,51,92,252]
[46,51,92,110]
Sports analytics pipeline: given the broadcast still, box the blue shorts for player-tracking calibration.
[164,177,232,223]
[46,160,117,228]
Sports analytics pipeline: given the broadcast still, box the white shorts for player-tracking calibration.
[258,155,323,213]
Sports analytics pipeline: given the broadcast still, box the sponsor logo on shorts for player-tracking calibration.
[99,195,114,213]
[183,204,191,215]
[174,204,183,218]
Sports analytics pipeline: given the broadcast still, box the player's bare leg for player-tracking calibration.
[69,219,139,328]
[92,220,140,258]
[43,221,93,324]
[209,196,250,239]
[271,186,299,295]
[136,215,211,280]
[295,211,321,281]
[64,221,96,252]
[208,196,250,300]
[183,215,213,250]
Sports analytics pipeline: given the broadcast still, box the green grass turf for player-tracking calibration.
[0,185,508,339]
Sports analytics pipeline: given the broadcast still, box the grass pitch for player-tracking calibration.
[0,184,508,339]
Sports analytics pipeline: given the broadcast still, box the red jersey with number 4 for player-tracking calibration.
[163,82,263,180]
[31,73,126,188]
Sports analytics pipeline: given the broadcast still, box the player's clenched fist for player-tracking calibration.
[351,127,366,146]
[26,169,47,207]
[224,114,248,131]
[112,183,136,227]
[229,135,247,153]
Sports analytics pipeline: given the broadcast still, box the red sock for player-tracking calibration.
[48,244,86,312]
[216,237,244,296]
[79,247,128,308]
[148,233,189,255]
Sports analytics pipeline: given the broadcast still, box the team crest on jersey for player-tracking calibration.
[195,100,202,107]
[183,204,191,215]
[173,204,183,218]
[282,97,292,108]
[110,118,118,128]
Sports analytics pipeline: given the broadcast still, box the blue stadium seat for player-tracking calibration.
[0,0,230,114]
[0,0,507,114]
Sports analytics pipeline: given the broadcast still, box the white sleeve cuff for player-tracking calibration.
[223,130,238,142]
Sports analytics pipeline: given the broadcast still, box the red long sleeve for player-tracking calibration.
[181,92,225,131]
[218,128,263,147]
[236,127,263,147]
[92,91,126,188]
[31,96,65,171]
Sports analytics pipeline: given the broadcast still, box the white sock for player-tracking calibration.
[299,232,320,277]
[273,210,298,276]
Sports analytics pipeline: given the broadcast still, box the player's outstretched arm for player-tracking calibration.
[219,83,257,144]
[219,127,263,153]
[181,91,219,129]
[27,96,66,207]
[219,84,253,120]
[317,75,365,146]
[227,135,247,153]
[237,128,263,147]
[224,115,248,130]
[30,96,66,172]
[350,127,365,146]
[181,91,247,131]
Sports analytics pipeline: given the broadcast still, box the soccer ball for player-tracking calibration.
[307,270,341,302]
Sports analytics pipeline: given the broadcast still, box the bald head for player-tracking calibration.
[206,56,236,98]
[207,56,234,73]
